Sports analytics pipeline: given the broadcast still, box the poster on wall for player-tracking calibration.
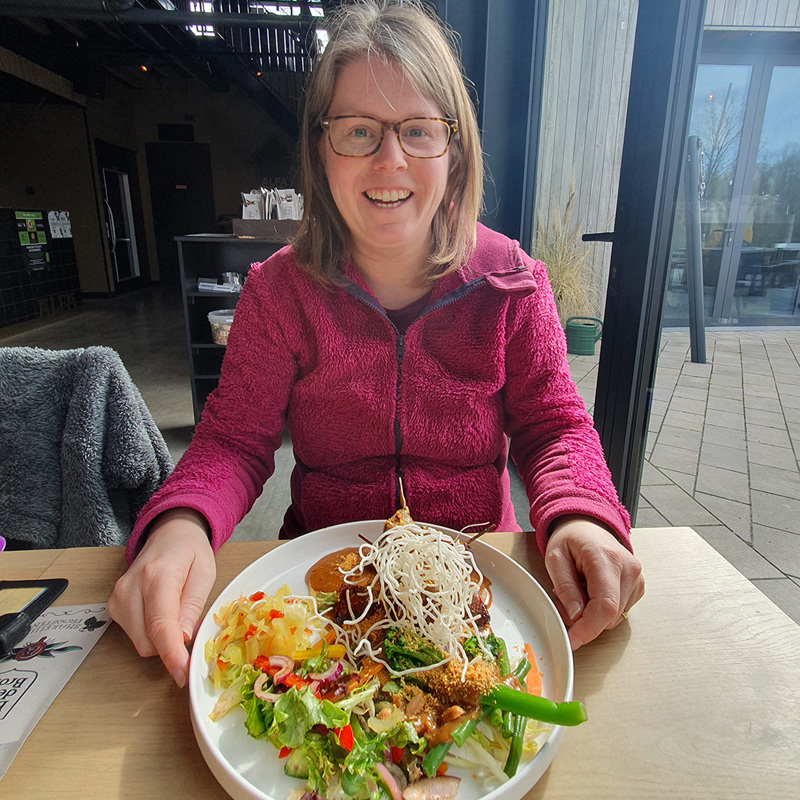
[15,210,49,271]
[47,210,72,239]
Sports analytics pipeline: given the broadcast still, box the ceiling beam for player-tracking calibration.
[0,45,86,105]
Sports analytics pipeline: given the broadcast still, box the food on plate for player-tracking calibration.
[205,510,586,800]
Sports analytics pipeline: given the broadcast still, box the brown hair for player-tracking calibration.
[292,0,483,284]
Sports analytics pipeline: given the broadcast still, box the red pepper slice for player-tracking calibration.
[269,609,284,620]
[390,746,404,763]
[253,655,271,672]
[334,724,354,752]
[243,624,257,641]
[249,592,265,602]
[278,746,292,759]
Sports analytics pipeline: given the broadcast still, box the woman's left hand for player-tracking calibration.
[544,515,644,650]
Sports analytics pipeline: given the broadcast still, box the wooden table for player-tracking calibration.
[1,527,799,799]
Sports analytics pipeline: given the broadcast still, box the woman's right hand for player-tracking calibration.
[108,508,216,688]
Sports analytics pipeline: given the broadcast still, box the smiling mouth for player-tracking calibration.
[364,189,412,208]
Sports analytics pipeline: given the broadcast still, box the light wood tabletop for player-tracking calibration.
[1,527,799,799]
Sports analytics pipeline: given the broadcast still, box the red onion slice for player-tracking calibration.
[308,659,344,684]
[376,763,402,800]
[269,654,294,684]
[253,672,280,702]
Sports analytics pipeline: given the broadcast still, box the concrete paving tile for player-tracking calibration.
[775,371,800,385]
[668,396,707,415]
[672,385,708,401]
[752,524,800,578]
[691,525,784,579]
[702,423,746,450]
[654,424,703,450]
[641,459,674,486]
[777,392,800,409]
[699,441,748,473]
[709,372,743,389]
[682,362,712,377]
[747,441,797,471]
[678,375,714,390]
[748,578,800,625]
[695,464,750,502]
[742,381,779,398]
[694,492,751,542]
[661,411,705,433]
[745,423,792,448]
[639,484,718,526]
[703,408,745,430]
[708,383,743,400]
[706,395,744,414]
[647,413,664,434]
[782,405,800,425]
[749,462,800,500]
[634,507,671,527]
[745,408,786,429]
[661,469,696,493]
[650,442,699,474]
[743,394,782,413]
[751,490,800,536]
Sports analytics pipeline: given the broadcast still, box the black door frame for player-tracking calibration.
[594,0,708,515]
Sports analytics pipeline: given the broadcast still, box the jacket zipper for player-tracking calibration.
[342,276,490,510]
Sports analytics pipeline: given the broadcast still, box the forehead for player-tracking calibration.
[327,56,442,118]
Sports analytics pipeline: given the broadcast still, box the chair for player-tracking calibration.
[0,346,173,549]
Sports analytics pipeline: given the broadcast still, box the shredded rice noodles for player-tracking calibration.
[332,522,489,680]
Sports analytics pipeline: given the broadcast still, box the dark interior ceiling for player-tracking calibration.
[0,0,344,135]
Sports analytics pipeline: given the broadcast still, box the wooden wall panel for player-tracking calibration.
[705,0,800,28]
[533,0,637,310]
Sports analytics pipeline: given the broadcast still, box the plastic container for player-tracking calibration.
[565,316,602,355]
[208,309,235,345]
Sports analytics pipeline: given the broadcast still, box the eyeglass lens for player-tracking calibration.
[327,117,451,157]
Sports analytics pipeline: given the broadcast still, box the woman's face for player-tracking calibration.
[319,56,450,268]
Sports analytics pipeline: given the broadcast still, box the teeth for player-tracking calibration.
[366,189,410,203]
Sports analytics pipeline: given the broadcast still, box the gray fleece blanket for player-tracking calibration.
[0,346,173,548]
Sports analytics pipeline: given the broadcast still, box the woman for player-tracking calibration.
[109,0,643,689]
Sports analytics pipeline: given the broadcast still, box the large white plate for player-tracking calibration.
[189,521,573,800]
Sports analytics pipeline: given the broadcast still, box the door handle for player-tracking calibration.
[582,231,616,243]
[104,198,117,253]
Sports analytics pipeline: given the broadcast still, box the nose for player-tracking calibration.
[372,128,408,170]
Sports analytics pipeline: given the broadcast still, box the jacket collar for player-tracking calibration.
[339,222,538,304]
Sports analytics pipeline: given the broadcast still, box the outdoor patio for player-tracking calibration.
[569,329,800,624]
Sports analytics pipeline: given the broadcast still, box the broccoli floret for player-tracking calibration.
[384,628,444,672]
[463,633,503,662]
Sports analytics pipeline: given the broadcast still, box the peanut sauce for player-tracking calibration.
[305,547,375,593]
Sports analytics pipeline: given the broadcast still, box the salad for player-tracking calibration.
[205,512,586,800]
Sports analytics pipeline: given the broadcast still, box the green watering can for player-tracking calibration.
[565,317,603,355]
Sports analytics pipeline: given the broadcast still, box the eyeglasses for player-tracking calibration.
[321,115,458,158]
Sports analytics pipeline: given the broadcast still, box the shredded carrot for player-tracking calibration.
[523,643,542,696]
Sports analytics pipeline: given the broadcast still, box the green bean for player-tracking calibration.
[422,741,451,778]
[450,708,490,747]
[512,655,532,683]
[503,713,526,778]
[495,637,511,676]
[482,685,588,726]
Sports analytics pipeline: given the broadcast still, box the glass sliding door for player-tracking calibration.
[664,43,800,327]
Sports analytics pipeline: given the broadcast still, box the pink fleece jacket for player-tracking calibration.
[126,224,630,564]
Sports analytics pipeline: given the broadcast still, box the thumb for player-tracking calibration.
[545,542,586,625]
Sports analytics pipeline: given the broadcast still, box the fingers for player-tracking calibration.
[107,514,216,688]
[545,517,645,651]
[544,540,588,626]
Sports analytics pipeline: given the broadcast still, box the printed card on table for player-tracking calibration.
[0,604,109,780]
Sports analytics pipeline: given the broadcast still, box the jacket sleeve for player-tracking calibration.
[125,254,298,564]
[503,248,632,557]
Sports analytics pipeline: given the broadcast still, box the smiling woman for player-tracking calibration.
[109,0,643,698]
